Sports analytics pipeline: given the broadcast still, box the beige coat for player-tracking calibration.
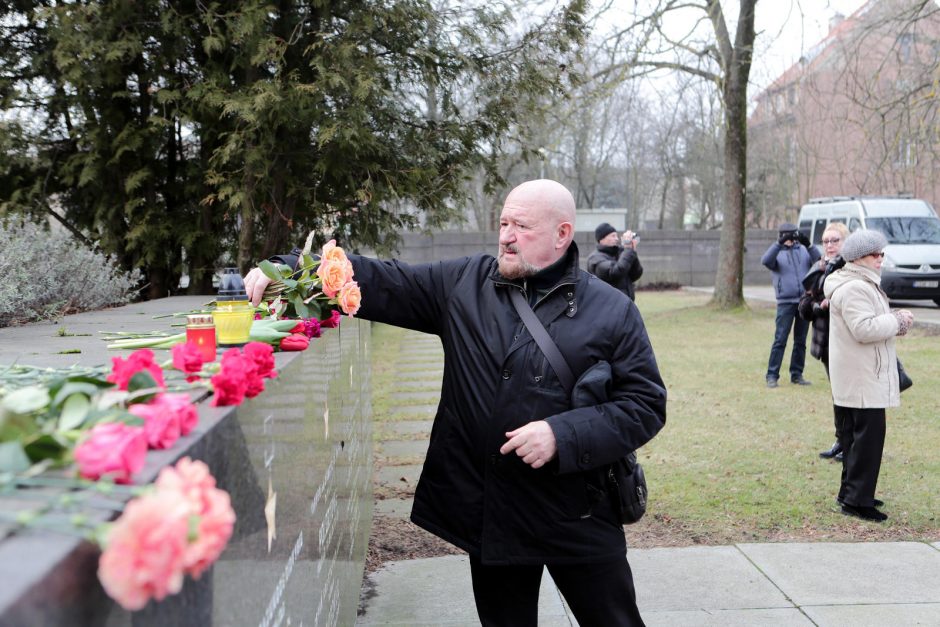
[823,263,900,408]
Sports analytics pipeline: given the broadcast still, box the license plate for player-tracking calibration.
[912,280,939,288]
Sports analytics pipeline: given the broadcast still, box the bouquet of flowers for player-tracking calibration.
[255,237,361,321]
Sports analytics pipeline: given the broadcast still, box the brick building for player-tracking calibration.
[748,0,940,225]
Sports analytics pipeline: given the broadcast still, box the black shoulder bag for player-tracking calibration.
[508,288,647,524]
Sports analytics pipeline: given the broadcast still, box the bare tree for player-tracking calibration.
[595,0,757,308]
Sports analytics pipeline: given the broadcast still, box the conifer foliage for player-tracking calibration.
[0,1,585,297]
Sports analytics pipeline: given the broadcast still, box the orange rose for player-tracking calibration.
[317,258,349,297]
[321,240,354,283]
[337,281,361,316]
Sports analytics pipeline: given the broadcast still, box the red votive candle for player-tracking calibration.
[186,314,217,362]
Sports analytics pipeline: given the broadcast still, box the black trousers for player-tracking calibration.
[836,406,886,507]
[469,554,645,627]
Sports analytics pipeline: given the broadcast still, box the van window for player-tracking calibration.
[799,220,812,241]
[866,217,940,244]
[813,219,827,244]
[849,218,861,232]
[830,218,846,224]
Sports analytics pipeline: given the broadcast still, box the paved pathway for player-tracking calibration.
[357,319,940,626]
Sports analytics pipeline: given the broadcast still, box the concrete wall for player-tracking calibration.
[372,229,779,287]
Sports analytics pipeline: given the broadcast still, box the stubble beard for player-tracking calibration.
[498,245,540,279]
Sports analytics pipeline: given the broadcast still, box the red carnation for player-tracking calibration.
[108,349,165,391]
[243,342,277,379]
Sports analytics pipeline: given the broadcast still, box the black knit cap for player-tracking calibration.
[595,222,617,242]
[777,222,798,233]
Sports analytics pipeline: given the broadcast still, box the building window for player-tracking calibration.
[898,32,914,63]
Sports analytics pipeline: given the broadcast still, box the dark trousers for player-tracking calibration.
[767,302,809,380]
[836,406,886,507]
[822,361,845,440]
[469,554,645,627]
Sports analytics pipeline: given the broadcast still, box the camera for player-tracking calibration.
[623,231,640,244]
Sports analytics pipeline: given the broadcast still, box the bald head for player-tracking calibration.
[503,179,576,225]
[497,179,576,279]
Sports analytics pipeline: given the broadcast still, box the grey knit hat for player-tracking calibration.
[841,229,888,262]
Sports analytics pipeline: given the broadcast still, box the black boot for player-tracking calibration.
[841,503,887,522]
[819,442,842,459]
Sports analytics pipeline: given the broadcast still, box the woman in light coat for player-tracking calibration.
[823,230,913,522]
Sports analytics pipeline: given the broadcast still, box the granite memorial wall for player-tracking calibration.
[0,296,373,626]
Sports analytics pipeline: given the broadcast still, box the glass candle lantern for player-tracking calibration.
[213,268,254,347]
[186,314,217,362]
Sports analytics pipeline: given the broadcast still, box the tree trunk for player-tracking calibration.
[711,0,756,309]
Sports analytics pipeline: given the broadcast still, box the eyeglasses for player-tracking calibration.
[870,251,885,258]
[821,238,841,244]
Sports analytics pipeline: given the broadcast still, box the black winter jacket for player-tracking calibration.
[798,256,845,363]
[586,244,644,301]
[349,243,667,565]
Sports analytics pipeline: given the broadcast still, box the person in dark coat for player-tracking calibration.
[798,222,849,461]
[761,222,822,388]
[586,222,644,301]
[245,179,667,626]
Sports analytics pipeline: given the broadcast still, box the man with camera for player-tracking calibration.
[586,223,644,301]
[761,222,822,388]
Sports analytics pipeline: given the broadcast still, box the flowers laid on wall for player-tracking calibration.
[0,343,260,610]
[97,457,236,610]
[0,237,363,612]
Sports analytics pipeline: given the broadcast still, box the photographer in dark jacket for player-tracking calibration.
[586,223,644,301]
[761,222,822,388]
[244,180,667,626]
[798,222,849,461]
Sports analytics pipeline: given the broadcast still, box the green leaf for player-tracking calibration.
[1,386,51,415]
[58,394,91,431]
[127,371,157,394]
[290,292,310,319]
[52,382,100,408]
[0,441,31,473]
[23,434,68,464]
[258,260,283,281]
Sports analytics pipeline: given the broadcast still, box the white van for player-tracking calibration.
[797,196,940,305]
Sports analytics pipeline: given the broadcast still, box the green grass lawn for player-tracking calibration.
[369,290,940,545]
[634,290,940,544]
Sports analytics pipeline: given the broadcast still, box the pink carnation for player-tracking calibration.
[98,490,192,610]
[107,349,165,391]
[171,342,205,382]
[128,401,180,450]
[243,341,277,379]
[74,422,147,484]
[128,393,198,449]
[155,458,236,579]
[161,393,199,436]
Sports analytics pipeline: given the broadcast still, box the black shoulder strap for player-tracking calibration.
[508,287,575,395]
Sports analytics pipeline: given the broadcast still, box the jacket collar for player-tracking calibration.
[843,261,883,286]
[490,241,581,290]
[596,243,622,255]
